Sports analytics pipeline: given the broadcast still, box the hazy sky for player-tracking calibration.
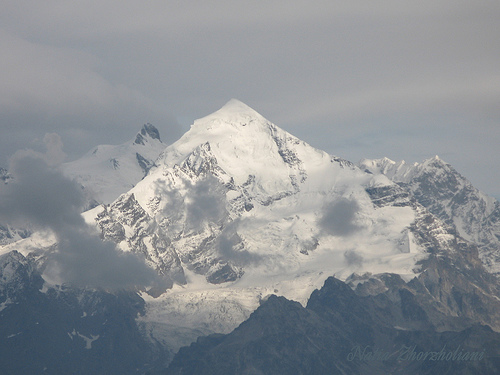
[1,1,499,198]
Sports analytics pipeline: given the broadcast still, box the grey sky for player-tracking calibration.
[1,1,499,197]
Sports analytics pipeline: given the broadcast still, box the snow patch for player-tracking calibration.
[68,330,100,349]
[0,298,12,312]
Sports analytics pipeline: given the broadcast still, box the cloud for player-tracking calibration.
[46,227,158,290]
[216,221,264,266]
[0,151,83,229]
[154,174,228,232]
[344,249,363,268]
[40,133,67,165]
[0,31,153,116]
[0,151,159,290]
[319,198,361,236]
[0,30,182,167]
[185,176,227,230]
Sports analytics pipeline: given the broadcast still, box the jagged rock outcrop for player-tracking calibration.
[95,193,186,288]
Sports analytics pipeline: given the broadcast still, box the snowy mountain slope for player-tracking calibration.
[91,99,429,288]
[360,156,500,275]
[61,123,165,207]
[80,100,475,348]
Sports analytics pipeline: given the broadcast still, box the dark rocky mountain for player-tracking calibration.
[0,250,170,374]
[166,273,500,375]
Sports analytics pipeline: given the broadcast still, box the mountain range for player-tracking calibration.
[360,156,500,276]
[1,99,499,374]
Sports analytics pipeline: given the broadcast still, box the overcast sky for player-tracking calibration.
[1,1,499,198]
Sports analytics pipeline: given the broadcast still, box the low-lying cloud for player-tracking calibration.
[0,150,159,290]
[156,174,228,231]
[216,221,264,266]
[186,176,227,230]
[319,197,361,236]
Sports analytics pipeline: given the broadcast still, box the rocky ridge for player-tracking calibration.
[360,156,500,275]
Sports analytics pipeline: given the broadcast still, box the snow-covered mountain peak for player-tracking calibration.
[418,154,446,169]
[186,99,272,139]
[194,99,265,127]
[359,157,412,181]
[360,155,452,184]
[154,99,341,190]
[90,101,444,298]
[216,98,261,115]
[359,156,397,171]
[7,101,489,354]
[61,123,165,206]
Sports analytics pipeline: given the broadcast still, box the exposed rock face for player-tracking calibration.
[95,193,186,288]
[135,123,161,144]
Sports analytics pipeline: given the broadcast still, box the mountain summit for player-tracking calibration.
[155,98,326,188]
[92,100,417,289]
[195,98,265,124]
[86,100,465,321]
[62,123,165,206]
[134,123,161,145]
